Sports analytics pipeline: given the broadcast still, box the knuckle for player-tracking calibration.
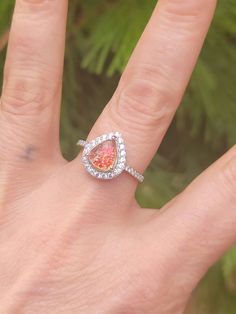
[112,64,179,131]
[16,0,56,13]
[2,26,60,116]
[7,29,40,57]
[1,73,57,115]
[162,0,216,18]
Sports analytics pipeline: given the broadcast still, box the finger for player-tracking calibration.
[79,0,216,189]
[0,0,68,167]
[149,146,236,292]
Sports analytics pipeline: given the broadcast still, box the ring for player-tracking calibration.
[77,132,144,183]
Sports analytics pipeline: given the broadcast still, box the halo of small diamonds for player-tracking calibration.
[77,132,144,182]
[81,132,126,180]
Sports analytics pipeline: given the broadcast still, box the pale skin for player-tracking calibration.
[1,0,236,313]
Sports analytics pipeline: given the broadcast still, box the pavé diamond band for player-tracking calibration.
[77,132,144,183]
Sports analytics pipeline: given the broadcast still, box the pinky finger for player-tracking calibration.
[150,146,236,289]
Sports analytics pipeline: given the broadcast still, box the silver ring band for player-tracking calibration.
[77,132,144,183]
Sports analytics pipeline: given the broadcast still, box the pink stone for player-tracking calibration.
[88,140,117,172]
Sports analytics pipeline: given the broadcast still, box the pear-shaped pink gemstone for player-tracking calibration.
[88,140,117,172]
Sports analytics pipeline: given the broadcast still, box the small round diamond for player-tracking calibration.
[117,163,124,170]
[108,133,114,139]
[92,140,98,147]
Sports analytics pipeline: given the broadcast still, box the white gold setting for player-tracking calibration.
[77,132,144,183]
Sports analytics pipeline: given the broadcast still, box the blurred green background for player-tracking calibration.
[1,0,236,312]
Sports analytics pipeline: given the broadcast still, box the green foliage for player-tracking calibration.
[0,2,14,35]
[78,0,236,148]
[79,0,156,75]
[187,262,236,314]
[179,0,236,148]
[1,0,236,313]
[223,247,236,294]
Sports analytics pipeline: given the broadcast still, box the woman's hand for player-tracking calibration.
[1,0,235,313]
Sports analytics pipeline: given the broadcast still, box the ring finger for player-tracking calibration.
[75,0,217,195]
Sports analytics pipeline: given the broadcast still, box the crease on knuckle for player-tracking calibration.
[8,30,42,57]
[113,66,178,131]
[17,0,56,14]
[1,75,57,116]
[161,0,216,19]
